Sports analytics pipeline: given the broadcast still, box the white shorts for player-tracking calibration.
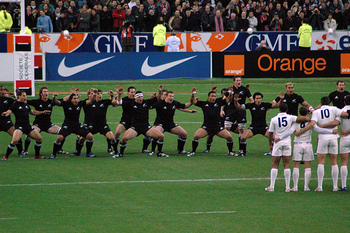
[316,138,338,155]
[293,142,314,161]
[340,136,350,154]
[224,121,234,128]
[272,141,291,157]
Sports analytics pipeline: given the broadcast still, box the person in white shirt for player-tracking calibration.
[165,30,181,52]
[295,96,350,192]
[275,107,336,192]
[324,13,337,32]
[265,103,308,192]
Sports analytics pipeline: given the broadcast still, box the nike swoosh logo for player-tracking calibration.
[141,56,197,76]
[58,56,114,77]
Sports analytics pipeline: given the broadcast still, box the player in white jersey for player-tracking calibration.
[295,96,350,192]
[275,107,336,192]
[265,103,307,192]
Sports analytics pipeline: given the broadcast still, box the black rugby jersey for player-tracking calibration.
[195,99,226,126]
[153,100,186,124]
[245,102,272,127]
[329,90,350,109]
[60,101,86,124]
[0,96,14,122]
[27,99,55,122]
[10,101,31,125]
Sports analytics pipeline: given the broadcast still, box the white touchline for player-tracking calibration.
[178,211,236,215]
[0,177,336,187]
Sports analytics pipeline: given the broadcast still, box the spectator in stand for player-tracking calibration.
[42,3,54,21]
[192,5,201,31]
[343,2,350,30]
[169,9,182,31]
[0,5,12,33]
[255,39,271,52]
[145,9,157,32]
[109,0,118,12]
[25,5,35,29]
[248,10,257,31]
[270,11,283,31]
[30,0,37,11]
[237,10,249,31]
[66,6,77,27]
[134,4,147,32]
[170,0,181,15]
[157,0,170,14]
[201,5,214,31]
[258,9,270,31]
[215,1,225,13]
[324,13,337,32]
[333,7,345,29]
[12,7,21,32]
[226,12,237,31]
[90,8,100,32]
[214,9,225,32]
[112,3,125,32]
[225,2,238,20]
[37,9,53,33]
[39,0,55,13]
[283,9,298,31]
[56,11,69,32]
[144,0,157,14]
[181,8,196,31]
[308,6,324,30]
[125,8,135,27]
[129,0,137,10]
[329,0,342,13]
[78,5,91,32]
[100,5,113,32]
[153,16,166,51]
[119,19,135,52]
[57,1,67,14]
[69,1,78,13]
[160,7,170,29]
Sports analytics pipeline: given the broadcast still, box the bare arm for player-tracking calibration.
[52,93,61,105]
[29,110,51,116]
[179,108,197,113]
[271,91,285,108]
[85,89,97,105]
[111,86,124,106]
[1,110,12,117]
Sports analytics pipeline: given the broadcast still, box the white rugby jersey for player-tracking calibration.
[292,122,312,143]
[311,105,342,139]
[269,112,298,142]
[340,105,350,133]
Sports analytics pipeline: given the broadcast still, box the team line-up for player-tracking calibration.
[1,77,350,192]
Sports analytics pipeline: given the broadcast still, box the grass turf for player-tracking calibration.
[1,78,350,232]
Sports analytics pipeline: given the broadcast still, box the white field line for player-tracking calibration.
[178,211,236,215]
[52,122,204,125]
[0,218,18,220]
[0,177,335,188]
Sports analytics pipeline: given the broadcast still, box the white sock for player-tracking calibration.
[317,164,324,189]
[331,165,339,189]
[270,168,278,188]
[284,168,291,189]
[304,168,311,188]
[340,165,348,188]
[293,168,299,189]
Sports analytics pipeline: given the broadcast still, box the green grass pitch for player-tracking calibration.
[1,78,350,232]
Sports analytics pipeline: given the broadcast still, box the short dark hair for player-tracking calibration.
[280,103,288,112]
[253,92,263,99]
[127,86,136,92]
[233,75,241,81]
[221,88,228,94]
[135,90,142,94]
[166,91,174,95]
[321,96,330,105]
[337,80,345,85]
[299,106,308,116]
[208,91,216,96]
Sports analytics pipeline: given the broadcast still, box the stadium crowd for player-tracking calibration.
[0,0,350,33]
[1,78,350,193]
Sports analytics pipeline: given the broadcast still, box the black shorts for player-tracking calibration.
[33,121,55,132]
[201,125,225,135]
[119,121,132,130]
[131,124,152,136]
[226,109,247,124]
[59,123,90,138]
[15,124,34,135]
[0,120,13,132]
[249,125,269,136]
[90,123,111,135]
[154,122,178,132]
[230,123,238,132]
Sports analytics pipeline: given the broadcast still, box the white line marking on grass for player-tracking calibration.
[0,177,334,188]
[0,218,18,220]
[178,211,236,215]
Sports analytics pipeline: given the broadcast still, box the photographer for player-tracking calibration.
[308,7,324,30]
[269,11,283,31]
[119,19,135,52]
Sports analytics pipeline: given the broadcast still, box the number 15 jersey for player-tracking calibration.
[269,112,298,143]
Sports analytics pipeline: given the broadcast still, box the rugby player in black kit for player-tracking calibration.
[2,90,51,160]
[187,90,238,157]
[50,90,97,159]
[118,91,168,157]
